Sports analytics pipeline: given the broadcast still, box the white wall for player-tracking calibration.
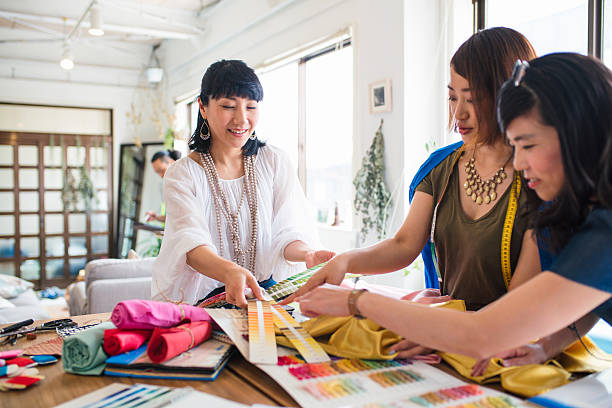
[0,77,160,242]
[162,0,448,290]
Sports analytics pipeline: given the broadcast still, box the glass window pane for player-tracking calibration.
[45,214,64,234]
[0,169,14,189]
[44,169,63,189]
[0,192,14,212]
[0,238,15,258]
[305,47,353,228]
[46,259,64,279]
[91,213,108,232]
[18,145,38,166]
[486,0,588,56]
[44,146,63,167]
[0,215,14,235]
[68,214,86,233]
[21,238,39,258]
[69,257,87,277]
[605,0,612,68]
[21,260,40,280]
[19,191,38,212]
[19,169,38,189]
[44,191,63,212]
[94,190,108,210]
[258,62,299,165]
[20,215,38,235]
[91,169,107,188]
[0,262,15,276]
[92,235,108,254]
[90,146,107,168]
[0,145,13,165]
[67,146,86,166]
[69,237,87,256]
[46,237,64,257]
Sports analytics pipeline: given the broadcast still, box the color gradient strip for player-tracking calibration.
[247,300,277,364]
[288,358,412,380]
[301,377,366,400]
[271,304,330,363]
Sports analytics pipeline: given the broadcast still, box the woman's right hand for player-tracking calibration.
[280,254,350,304]
[224,264,265,308]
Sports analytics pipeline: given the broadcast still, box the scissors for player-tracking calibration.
[0,319,77,346]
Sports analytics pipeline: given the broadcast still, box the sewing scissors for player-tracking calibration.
[0,318,77,346]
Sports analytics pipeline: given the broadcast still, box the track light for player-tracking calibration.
[60,43,74,70]
[88,2,104,36]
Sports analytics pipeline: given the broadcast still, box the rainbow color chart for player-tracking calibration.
[270,304,330,364]
[257,351,527,408]
[247,300,277,364]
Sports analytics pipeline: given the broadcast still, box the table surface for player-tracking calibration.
[0,313,298,407]
[1,314,535,408]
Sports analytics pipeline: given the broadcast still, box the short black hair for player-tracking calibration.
[188,60,265,156]
[151,150,181,163]
[497,53,612,252]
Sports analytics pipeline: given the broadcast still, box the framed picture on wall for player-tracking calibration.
[369,79,392,113]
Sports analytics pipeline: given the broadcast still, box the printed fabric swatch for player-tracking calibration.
[103,329,152,356]
[111,300,211,330]
[147,321,212,363]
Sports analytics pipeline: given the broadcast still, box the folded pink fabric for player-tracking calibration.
[110,300,211,330]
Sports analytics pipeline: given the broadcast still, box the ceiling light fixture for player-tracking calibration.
[145,44,164,84]
[88,1,104,36]
[60,42,74,70]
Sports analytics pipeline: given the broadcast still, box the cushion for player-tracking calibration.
[0,275,34,299]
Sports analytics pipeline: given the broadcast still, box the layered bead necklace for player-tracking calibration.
[463,151,512,205]
[199,152,258,274]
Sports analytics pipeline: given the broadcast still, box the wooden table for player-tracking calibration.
[1,314,297,407]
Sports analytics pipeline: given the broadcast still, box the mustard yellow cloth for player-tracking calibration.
[277,299,612,397]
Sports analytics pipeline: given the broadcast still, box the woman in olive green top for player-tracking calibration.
[284,28,544,352]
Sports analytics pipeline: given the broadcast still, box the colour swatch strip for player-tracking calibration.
[247,300,277,364]
[288,358,412,380]
[271,304,330,363]
[409,385,484,406]
[301,377,366,400]
[444,395,518,408]
[368,368,423,388]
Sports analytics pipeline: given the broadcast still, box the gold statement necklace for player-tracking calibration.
[463,150,513,205]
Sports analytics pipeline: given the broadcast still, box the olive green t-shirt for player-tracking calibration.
[416,150,529,310]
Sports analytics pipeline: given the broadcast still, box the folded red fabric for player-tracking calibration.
[103,329,152,356]
[111,300,211,330]
[147,321,212,363]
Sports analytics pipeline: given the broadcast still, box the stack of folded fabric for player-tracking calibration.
[63,300,215,375]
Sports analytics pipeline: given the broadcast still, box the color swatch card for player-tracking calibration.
[270,303,330,364]
[247,300,277,364]
[258,351,527,408]
[206,309,250,360]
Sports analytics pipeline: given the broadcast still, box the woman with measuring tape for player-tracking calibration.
[285,28,598,362]
[296,52,612,364]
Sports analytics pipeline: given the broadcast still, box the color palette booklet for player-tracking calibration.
[104,338,234,381]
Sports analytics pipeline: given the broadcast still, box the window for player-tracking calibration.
[258,40,354,229]
[486,0,589,56]
[0,133,112,288]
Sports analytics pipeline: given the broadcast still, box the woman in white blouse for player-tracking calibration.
[152,60,334,307]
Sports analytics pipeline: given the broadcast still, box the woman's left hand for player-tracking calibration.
[297,284,352,317]
[470,343,548,376]
[305,250,336,269]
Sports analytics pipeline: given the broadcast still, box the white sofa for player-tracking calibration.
[68,258,154,316]
[0,275,50,324]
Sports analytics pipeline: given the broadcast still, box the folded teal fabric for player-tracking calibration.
[62,322,115,375]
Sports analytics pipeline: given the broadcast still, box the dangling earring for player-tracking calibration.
[249,130,257,141]
[200,119,211,141]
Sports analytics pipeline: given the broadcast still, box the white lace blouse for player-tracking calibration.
[151,145,320,304]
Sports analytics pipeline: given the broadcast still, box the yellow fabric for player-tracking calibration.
[275,299,466,360]
[278,298,611,398]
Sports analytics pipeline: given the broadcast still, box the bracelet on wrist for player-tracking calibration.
[348,289,368,319]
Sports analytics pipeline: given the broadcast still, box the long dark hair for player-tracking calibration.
[497,53,612,252]
[188,59,265,156]
[151,149,181,163]
[451,27,536,145]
